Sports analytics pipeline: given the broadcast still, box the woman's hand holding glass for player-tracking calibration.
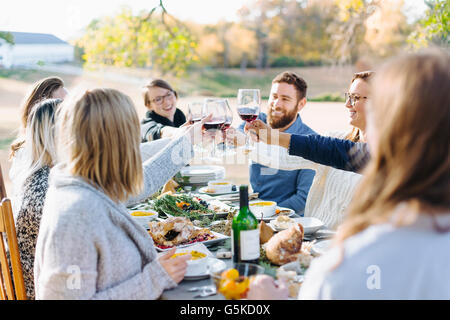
[246,275,289,300]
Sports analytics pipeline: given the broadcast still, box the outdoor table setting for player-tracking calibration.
[127,164,336,301]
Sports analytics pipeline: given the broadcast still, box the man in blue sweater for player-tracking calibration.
[234,72,316,214]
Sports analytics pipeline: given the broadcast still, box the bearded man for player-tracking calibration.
[236,71,316,214]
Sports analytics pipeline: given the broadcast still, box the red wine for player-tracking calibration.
[237,107,258,123]
[239,114,258,122]
[203,121,225,130]
[221,122,231,131]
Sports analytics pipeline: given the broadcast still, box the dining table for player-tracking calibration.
[157,194,334,300]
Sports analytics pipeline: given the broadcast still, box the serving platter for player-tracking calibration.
[153,230,230,252]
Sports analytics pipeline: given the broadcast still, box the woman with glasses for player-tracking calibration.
[140,79,187,142]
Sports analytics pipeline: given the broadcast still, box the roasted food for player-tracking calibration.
[148,217,216,249]
[259,221,274,244]
[265,223,304,265]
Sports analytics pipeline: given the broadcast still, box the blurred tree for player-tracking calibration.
[364,0,411,57]
[327,0,380,65]
[408,0,449,49]
[76,2,198,76]
[0,31,14,44]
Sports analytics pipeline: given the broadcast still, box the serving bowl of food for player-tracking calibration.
[209,263,265,300]
[206,181,233,194]
[249,200,277,218]
[129,209,158,229]
[171,249,209,276]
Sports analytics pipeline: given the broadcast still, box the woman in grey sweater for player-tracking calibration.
[34,88,204,299]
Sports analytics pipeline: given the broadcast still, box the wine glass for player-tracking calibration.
[237,89,261,151]
[188,101,207,155]
[216,99,235,156]
[187,101,204,124]
[202,98,227,162]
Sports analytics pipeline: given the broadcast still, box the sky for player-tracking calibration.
[0,0,428,41]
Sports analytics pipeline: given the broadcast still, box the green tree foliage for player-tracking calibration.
[408,0,449,49]
[0,31,14,44]
[76,5,197,76]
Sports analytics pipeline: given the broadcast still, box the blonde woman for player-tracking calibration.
[14,98,60,300]
[247,72,374,229]
[34,88,205,300]
[9,76,67,215]
[248,49,450,299]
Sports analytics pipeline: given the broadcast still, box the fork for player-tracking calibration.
[192,286,217,298]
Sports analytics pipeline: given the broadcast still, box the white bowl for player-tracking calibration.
[171,249,209,276]
[129,209,158,229]
[297,217,324,235]
[249,200,277,218]
[207,180,233,194]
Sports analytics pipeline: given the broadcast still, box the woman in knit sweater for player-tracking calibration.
[34,88,205,299]
[14,98,61,299]
[248,72,374,229]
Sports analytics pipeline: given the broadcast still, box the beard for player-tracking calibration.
[267,106,299,129]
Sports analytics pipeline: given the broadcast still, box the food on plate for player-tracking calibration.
[152,194,215,218]
[273,215,296,229]
[161,179,179,194]
[130,211,156,217]
[148,217,216,249]
[265,223,304,265]
[170,250,207,260]
[259,221,274,244]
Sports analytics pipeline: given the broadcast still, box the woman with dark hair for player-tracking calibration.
[140,79,187,142]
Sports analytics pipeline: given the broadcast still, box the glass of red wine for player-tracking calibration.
[237,89,261,151]
[202,98,227,162]
[216,99,235,156]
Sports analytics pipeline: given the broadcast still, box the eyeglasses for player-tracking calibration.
[345,93,368,106]
[151,91,175,105]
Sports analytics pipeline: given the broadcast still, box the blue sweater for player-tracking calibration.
[240,113,316,214]
[288,134,370,173]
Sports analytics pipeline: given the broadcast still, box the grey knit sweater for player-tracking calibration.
[34,135,192,299]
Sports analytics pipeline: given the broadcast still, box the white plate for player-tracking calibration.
[198,186,239,196]
[154,230,230,252]
[311,240,332,256]
[269,217,324,235]
[180,165,225,177]
[257,207,295,221]
[184,258,226,280]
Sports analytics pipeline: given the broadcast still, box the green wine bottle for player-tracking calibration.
[231,185,260,263]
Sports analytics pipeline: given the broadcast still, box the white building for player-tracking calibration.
[0,31,74,68]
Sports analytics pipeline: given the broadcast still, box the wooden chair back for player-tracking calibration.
[0,163,7,199]
[0,197,27,300]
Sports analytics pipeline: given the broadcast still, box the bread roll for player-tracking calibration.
[265,223,304,265]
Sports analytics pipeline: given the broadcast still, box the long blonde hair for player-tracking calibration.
[56,88,143,202]
[336,49,450,245]
[10,76,64,157]
[23,98,60,174]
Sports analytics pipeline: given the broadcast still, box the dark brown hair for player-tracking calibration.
[10,76,64,157]
[142,79,178,108]
[345,71,375,142]
[272,71,307,101]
